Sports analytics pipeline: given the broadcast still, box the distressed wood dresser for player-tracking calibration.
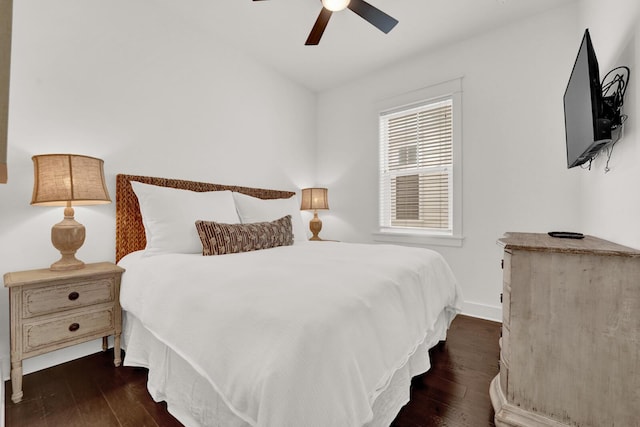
[490,232,640,426]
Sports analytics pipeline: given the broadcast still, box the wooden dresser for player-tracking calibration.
[490,232,640,426]
[4,262,125,403]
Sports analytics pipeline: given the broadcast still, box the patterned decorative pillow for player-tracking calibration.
[195,215,293,256]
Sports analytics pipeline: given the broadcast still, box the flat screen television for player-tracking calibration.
[563,29,612,168]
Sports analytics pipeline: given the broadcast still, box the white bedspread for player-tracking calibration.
[118,242,462,427]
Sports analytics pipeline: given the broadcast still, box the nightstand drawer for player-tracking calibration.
[22,306,115,353]
[23,278,115,318]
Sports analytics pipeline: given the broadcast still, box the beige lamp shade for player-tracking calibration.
[31,154,111,271]
[300,187,329,211]
[300,188,329,241]
[31,154,111,206]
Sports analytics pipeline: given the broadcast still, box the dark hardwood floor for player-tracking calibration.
[5,315,501,427]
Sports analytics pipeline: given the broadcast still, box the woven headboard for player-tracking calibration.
[115,174,296,262]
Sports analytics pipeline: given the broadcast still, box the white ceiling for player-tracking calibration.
[161,0,577,92]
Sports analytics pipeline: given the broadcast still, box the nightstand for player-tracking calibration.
[3,262,125,403]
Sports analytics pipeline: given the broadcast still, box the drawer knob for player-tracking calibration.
[68,323,80,332]
[68,292,79,301]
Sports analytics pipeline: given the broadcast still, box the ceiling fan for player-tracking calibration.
[253,0,399,45]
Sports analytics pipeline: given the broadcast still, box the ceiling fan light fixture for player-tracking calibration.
[321,0,350,12]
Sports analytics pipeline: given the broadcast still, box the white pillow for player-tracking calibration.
[232,192,308,244]
[131,181,240,255]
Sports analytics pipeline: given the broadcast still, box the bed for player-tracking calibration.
[115,174,463,427]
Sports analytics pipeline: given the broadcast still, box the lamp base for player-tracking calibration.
[50,207,86,271]
[309,212,323,241]
[50,257,85,271]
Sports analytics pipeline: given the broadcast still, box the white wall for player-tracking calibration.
[577,0,640,248]
[0,0,317,376]
[316,3,582,321]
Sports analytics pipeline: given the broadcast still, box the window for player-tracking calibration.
[375,78,462,247]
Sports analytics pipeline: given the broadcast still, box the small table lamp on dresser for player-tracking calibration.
[3,153,124,404]
[300,187,329,241]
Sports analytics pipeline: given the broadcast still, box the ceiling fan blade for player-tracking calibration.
[305,8,332,45]
[347,0,398,34]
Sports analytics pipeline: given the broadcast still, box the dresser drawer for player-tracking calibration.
[502,252,511,284]
[501,323,510,365]
[502,282,511,325]
[23,278,115,318]
[499,355,509,396]
[500,325,511,400]
[22,306,115,353]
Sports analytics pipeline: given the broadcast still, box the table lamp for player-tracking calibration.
[31,154,111,271]
[300,187,329,241]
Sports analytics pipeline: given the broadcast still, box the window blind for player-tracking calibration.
[379,98,453,232]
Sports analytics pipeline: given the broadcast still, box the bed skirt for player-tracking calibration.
[122,310,450,427]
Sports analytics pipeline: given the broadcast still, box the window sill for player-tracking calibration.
[372,231,464,248]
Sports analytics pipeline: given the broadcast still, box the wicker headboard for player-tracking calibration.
[115,174,296,262]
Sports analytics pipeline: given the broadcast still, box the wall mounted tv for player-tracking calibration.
[563,29,629,169]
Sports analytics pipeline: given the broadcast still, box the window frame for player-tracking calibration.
[373,78,463,248]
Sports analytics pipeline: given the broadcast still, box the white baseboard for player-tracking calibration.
[461,300,502,322]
